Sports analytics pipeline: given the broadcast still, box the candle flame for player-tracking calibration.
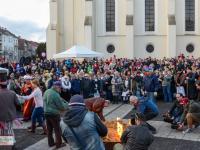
[116,117,123,137]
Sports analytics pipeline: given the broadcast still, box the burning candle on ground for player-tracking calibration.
[116,117,123,137]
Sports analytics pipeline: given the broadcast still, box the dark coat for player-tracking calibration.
[121,123,154,150]
[0,89,19,121]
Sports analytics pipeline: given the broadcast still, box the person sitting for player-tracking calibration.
[163,93,188,128]
[60,95,108,150]
[114,112,154,150]
[182,100,200,133]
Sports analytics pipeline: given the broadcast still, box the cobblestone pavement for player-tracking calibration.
[14,102,200,150]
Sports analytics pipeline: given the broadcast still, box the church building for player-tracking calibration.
[47,0,200,59]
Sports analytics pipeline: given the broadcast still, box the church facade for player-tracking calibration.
[46,0,200,59]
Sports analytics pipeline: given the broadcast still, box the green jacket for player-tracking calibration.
[43,88,68,115]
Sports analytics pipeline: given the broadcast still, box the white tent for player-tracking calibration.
[53,45,104,59]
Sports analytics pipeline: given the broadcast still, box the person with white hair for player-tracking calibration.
[129,95,159,121]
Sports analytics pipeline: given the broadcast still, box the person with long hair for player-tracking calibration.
[19,79,46,134]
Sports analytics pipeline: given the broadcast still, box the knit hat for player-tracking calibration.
[69,95,85,106]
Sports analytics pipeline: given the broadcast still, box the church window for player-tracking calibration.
[145,0,155,31]
[106,0,115,32]
[185,0,195,31]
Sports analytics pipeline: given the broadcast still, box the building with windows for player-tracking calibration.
[0,27,18,62]
[47,0,200,59]
[18,38,39,59]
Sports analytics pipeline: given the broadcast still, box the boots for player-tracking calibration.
[28,124,36,133]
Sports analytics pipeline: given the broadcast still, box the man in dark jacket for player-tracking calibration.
[81,74,94,98]
[114,112,154,150]
[60,95,107,150]
[0,68,20,149]
[70,75,81,95]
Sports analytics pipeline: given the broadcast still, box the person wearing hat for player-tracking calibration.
[114,112,154,150]
[43,81,68,149]
[60,95,107,150]
[0,69,20,149]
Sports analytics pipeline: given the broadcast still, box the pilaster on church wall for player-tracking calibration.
[84,0,93,50]
[47,0,58,59]
[167,0,176,58]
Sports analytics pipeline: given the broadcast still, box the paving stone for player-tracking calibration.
[19,104,200,150]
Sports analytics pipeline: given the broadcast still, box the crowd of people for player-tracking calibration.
[0,54,200,150]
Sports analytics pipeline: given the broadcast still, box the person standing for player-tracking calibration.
[61,74,71,101]
[162,71,172,102]
[21,75,35,121]
[0,69,20,149]
[18,79,46,134]
[60,95,107,150]
[111,71,123,104]
[43,81,68,149]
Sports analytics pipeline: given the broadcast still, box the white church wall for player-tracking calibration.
[134,36,167,58]
[95,36,130,58]
[177,36,200,57]
[127,0,133,15]
[46,25,57,59]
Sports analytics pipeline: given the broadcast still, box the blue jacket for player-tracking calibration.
[60,105,107,150]
[71,79,81,94]
[143,75,160,92]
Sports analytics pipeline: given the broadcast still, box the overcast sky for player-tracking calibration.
[0,0,49,42]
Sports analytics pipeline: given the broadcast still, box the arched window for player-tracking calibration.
[106,0,115,32]
[145,0,155,31]
[185,0,195,31]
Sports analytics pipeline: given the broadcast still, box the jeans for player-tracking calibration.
[31,107,44,126]
[138,99,159,120]
[163,85,172,102]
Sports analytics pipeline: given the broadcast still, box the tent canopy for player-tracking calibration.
[53,45,103,59]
